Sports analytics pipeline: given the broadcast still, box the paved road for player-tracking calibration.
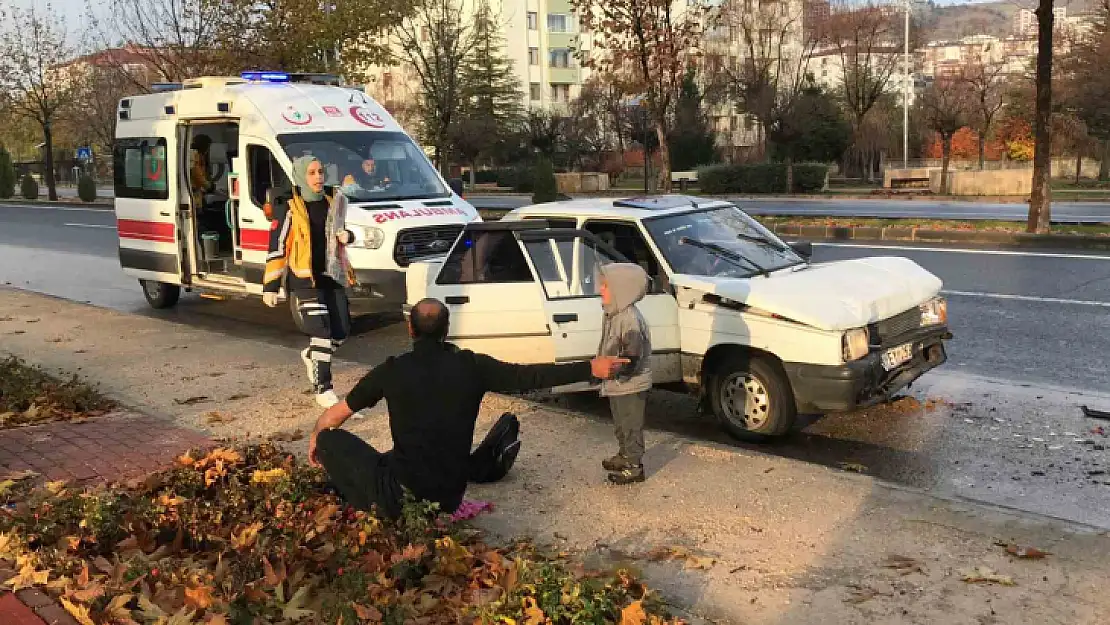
[31,191,1110,222]
[466,195,1110,223]
[5,202,1110,527]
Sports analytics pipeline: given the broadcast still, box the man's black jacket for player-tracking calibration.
[345,338,592,513]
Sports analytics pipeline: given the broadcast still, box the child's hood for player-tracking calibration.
[599,263,649,314]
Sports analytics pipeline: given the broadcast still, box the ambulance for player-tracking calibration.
[112,71,478,331]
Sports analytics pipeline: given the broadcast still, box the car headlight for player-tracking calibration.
[920,297,948,326]
[348,226,385,249]
[842,328,870,362]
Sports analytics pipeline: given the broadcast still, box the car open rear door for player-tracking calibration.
[113,135,185,284]
[428,222,557,364]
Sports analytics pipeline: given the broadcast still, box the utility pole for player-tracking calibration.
[903,0,910,169]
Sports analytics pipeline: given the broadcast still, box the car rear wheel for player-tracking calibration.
[140,280,180,309]
[709,353,797,442]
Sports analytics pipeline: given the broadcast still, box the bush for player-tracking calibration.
[77,175,97,202]
[496,167,534,193]
[0,148,14,199]
[792,164,829,193]
[531,158,558,204]
[697,163,829,194]
[20,174,38,200]
[473,169,500,185]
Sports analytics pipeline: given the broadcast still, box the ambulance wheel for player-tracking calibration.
[289,292,308,334]
[708,353,796,443]
[140,280,180,309]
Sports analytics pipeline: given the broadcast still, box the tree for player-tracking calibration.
[717,0,817,157]
[768,84,851,164]
[521,108,565,160]
[532,157,559,203]
[1067,0,1110,180]
[0,146,14,199]
[451,1,524,181]
[919,78,971,195]
[76,64,137,178]
[571,0,712,191]
[0,5,80,201]
[667,70,718,171]
[392,0,478,172]
[1028,0,1055,233]
[823,0,912,179]
[960,56,1007,170]
[89,0,230,86]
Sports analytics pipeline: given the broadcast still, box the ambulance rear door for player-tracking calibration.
[113,124,188,285]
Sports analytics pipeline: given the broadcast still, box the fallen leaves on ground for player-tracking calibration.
[0,356,115,428]
[995,542,1051,559]
[838,462,869,474]
[882,554,925,576]
[642,546,716,570]
[173,396,210,406]
[960,566,1016,586]
[0,443,684,624]
[204,411,234,425]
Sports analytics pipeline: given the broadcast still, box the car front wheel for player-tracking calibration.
[708,353,797,442]
[140,280,180,309]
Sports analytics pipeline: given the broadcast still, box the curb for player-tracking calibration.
[769,224,1110,251]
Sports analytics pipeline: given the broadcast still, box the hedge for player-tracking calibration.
[697,163,829,194]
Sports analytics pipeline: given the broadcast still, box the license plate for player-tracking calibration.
[881,343,914,371]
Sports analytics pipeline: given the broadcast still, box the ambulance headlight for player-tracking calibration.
[350,226,385,249]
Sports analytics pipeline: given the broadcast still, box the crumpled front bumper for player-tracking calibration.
[783,326,951,414]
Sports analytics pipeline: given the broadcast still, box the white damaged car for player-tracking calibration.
[405,195,951,441]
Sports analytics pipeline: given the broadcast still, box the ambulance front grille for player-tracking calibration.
[394,225,465,267]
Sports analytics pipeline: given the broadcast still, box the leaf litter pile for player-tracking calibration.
[0,443,682,624]
[0,355,116,428]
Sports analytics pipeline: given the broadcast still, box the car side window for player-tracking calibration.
[437,231,535,285]
[583,220,667,293]
[523,237,617,299]
[247,145,292,208]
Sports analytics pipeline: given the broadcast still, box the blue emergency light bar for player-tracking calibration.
[240,71,290,83]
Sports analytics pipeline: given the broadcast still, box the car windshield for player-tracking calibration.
[278,131,448,203]
[643,205,803,278]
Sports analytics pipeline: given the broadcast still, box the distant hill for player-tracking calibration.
[917,0,1099,42]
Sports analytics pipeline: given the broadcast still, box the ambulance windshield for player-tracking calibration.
[278,131,448,203]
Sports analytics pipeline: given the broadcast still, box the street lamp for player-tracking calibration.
[903,0,911,169]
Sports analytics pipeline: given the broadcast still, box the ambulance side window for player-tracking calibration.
[113,137,168,200]
[247,145,291,207]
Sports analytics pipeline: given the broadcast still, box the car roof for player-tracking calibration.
[506,195,735,221]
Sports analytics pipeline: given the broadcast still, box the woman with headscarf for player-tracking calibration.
[262,156,357,408]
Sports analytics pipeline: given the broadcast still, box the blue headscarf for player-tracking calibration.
[292,155,324,202]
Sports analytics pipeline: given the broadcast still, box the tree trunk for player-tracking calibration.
[785,156,794,194]
[941,135,952,195]
[1075,149,1083,185]
[469,162,476,188]
[655,119,671,193]
[1101,139,1110,181]
[1027,0,1054,234]
[978,131,986,171]
[43,122,58,202]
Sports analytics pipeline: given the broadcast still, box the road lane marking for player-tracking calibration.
[64,223,116,229]
[0,204,112,212]
[814,242,1110,260]
[942,289,1110,307]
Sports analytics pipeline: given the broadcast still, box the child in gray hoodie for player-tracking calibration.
[596,263,653,484]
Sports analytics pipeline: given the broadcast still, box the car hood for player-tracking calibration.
[670,256,943,331]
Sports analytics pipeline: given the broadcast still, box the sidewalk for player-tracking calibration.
[3,287,1110,624]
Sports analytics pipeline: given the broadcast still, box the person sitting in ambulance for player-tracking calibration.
[262,156,357,408]
[340,158,390,194]
[189,134,213,205]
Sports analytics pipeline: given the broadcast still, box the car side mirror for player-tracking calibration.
[448,178,465,197]
[789,241,813,260]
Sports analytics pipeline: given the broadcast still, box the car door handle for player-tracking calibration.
[242,218,254,223]
[160,211,171,217]
[445,296,469,305]
[553,313,578,323]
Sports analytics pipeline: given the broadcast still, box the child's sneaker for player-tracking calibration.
[602,454,636,472]
[608,465,645,485]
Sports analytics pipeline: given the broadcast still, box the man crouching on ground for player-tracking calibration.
[307,297,628,519]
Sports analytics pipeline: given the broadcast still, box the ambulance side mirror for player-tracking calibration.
[448,178,464,197]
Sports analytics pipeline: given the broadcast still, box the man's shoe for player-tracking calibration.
[602,454,636,472]
[316,389,340,409]
[496,439,522,476]
[607,465,645,485]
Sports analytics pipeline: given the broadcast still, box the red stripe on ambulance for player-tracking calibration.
[117,219,175,243]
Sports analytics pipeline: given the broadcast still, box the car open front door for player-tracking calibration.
[429,222,557,364]
[519,228,683,389]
